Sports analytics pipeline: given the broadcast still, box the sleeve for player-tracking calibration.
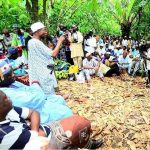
[14,106,30,119]
[11,34,17,47]
[83,59,87,67]
[147,49,150,58]
[118,56,122,63]
[93,59,99,66]
[77,32,83,43]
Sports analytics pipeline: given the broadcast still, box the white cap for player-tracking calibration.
[31,22,45,33]
[106,52,111,55]
[116,45,120,48]
[100,43,104,46]
[86,52,92,57]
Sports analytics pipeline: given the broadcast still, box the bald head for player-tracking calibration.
[0,90,12,120]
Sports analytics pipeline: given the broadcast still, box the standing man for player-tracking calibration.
[69,25,84,69]
[28,22,65,95]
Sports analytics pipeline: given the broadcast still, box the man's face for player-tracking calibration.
[14,28,22,35]
[0,91,12,114]
[38,28,48,38]
[87,54,92,61]
[123,52,127,58]
[3,31,9,37]
[106,44,109,48]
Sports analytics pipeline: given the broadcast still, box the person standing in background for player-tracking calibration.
[69,25,84,69]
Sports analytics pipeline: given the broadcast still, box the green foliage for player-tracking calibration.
[0,0,30,32]
[0,0,149,39]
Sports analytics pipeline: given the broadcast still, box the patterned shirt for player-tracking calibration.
[28,38,57,95]
[0,107,51,149]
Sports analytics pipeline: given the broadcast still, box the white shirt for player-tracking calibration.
[122,39,128,47]
[118,55,131,68]
[28,38,56,95]
[98,48,106,56]
[83,58,98,68]
[147,48,150,70]
[114,49,123,57]
[84,37,97,53]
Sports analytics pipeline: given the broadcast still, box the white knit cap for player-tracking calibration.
[31,22,45,33]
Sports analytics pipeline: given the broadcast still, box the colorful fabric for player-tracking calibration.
[9,59,27,76]
[28,38,57,95]
[11,32,29,58]
[48,115,91,149]
[0,58,11,75]
[11,32,28,47]
[0,106,52,149]
[0,81,73,124]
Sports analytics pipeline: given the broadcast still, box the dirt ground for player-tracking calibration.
[59,75,150,150]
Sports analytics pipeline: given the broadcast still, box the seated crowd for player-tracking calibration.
[0,22,148,149]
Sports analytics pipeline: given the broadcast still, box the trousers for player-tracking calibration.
[73,56,82,69]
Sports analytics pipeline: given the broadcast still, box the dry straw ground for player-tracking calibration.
[59,75,150,150]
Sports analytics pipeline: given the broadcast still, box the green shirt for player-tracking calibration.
[11,32,28,47]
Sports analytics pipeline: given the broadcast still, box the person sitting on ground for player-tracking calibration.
[11,24,29,58]
[118,51,132,74]
[129,46,141,76]
[83,52,104,81]
[84,31,97,54]
[97,43,105,59]
[7,47,27,77]
[93,52,120,76]
[15,46,28,67]
[99,61,120,77]
[3,29,13,50]
[114,45,123,58]
[0,90,103,149]
[0,58,73,123]
[102,52,118,67]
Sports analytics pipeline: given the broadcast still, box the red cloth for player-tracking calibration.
[60,115,91,148]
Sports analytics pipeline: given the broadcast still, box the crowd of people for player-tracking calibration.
[0,21,150,149]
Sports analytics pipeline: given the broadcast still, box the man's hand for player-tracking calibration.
[94,66,99,71]
[27,110,40,133]
[59,35,65,43]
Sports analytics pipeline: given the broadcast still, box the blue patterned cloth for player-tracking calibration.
[28,38,57,95]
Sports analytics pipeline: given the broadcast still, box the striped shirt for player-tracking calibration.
[0,107,51,149]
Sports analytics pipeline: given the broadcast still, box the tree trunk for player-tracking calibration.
[31,0,39,22]
[26,0,39,22]
[43,0,47,23]
[121,22,131,38]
